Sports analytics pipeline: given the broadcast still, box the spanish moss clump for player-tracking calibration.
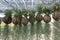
[36,22,42,40]
[44,23,51,40]
[53,20,60,40]
[3,25,10,40]
[12,17,18,40]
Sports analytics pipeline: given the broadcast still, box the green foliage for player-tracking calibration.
[37,4,43,13]
[5,9,12,17]
[43,7,52,15]
[4,3,60,17]
[28,10,36,16]
[21,9,28,15]
[28,10,36,24]
[52,3,60,11]
[13,7,22,16]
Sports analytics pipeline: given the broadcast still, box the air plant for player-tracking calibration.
[12,8,22,40]
[36,4,43,40]
[43,7,52,40]
[21,9,28,40]
[28,10,36,40]
[3,9,12,40]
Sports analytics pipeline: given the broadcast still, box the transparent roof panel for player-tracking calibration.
[0,0,60,12]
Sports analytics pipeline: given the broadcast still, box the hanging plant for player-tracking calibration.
[21,9,28,40]
[3,10,12,24]
[36,4,43,22]
[28,10,36,40]
[12,8,22,40]
[36,4,43,40]
[12,14,18,40]
[52,3,60,40]
[3,9,12,40]
[52,3,60,21]
[43,7,52,23]
[43,7,52,40]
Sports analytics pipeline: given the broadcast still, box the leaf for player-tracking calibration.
[5,9,12,17]
[37,4,43,13]
[13,7,22,16]
[52,3,60,11]
[22,9,28,15]
[43,7,52,14]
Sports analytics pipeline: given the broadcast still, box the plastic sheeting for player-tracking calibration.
[0,0,60,12]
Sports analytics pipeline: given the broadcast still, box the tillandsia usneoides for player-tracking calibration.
[18,24,22,40]
[22,24,28,40]
[3,24,10,40]
[13,24,22,40]
[44,23,51,40]
[53,21,60,40]
[36,22,42,40]
[12,24,17,40]
[29,23,35,40]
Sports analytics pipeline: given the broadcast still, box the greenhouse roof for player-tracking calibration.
[0,0,60,13]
